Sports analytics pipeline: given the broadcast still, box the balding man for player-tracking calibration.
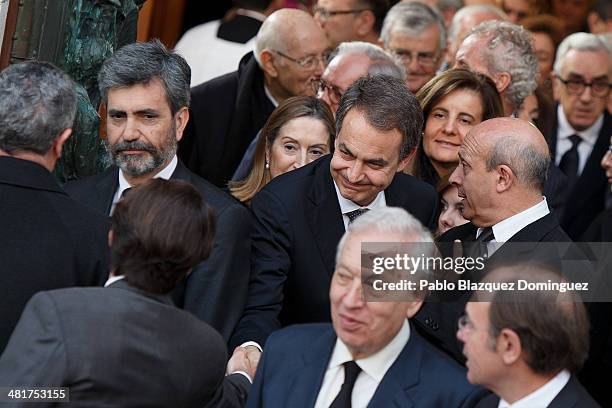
[381,2,447,93]
[445,5,507,68]
[313,0,391,48]
[414,117,573,362]
[181,9,330,187]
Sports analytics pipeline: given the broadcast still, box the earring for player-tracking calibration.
[265,159,270,169]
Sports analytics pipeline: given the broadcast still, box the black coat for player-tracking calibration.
[549,109,611,240]
[0,157,109,352]
[179,52,275,187]
[65,160,252,342]
[415,213,572,363]
[0,280,250,408]
[230,155,439,348]
[475,376,600,408]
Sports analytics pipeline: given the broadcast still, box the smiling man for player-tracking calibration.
[65,40,252,343]
[414,117,572,363]
[246,208,486,408]
[230,75,437,353]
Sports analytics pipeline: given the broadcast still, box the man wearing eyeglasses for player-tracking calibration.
[180,9,330,187]
[313,0,391,48]
[550,32,612,240]
[380,2,446,93]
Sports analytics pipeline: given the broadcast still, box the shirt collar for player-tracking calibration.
[263,85,279,108]
[117,155,178,198]
[477,198,550,242]
[498,370,570,408]
[104,274,125,287]
[328,320,410,383]
[557,105,603,147]
[333,180,386,215]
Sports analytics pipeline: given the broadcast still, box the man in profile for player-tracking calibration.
[248,208,486,407]
[0,179,253,407]
[0,61,109,351]
[458,263,599,407]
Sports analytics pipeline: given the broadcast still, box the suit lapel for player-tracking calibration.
[547,376,580,408]
[368,326,423,408]
[95,168,120,216]
[286,327,336,406]
[305,158,345,276]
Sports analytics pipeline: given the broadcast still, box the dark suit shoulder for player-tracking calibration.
[265,323,333,347]
[64,167,116,198]
[474,393,498,408]
[438,222,477,242]
[191,70,239,100]
[178,167,246,214]
[258,155,325,200]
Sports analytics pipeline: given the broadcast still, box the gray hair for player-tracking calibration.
[336,207,434,265]
[254,14,285,67]
[468,20,538,111]
[486,135,550,192]
[448,5,507,44]
[336,75,423,160]
[99,39,191,115]
[381,2,447,53]
[0,61,77,155]
[334,41,406,81]
[553,32,612,76]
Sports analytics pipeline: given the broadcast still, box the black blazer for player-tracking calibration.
[0,280,250,408]
[549,109,611,239]
[0,157,109,352]
[65,160,252,342]
[475,375,600,408]
[180,52,275,187]
[415,213,572,363]
[230,155,439,348]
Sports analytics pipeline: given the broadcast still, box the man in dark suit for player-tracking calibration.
[65,40,251,342]
[458,263,600,407]
[247,208,486,408]
[549,32,612,240]
[180,9,330,187]
[0,61,109,352]
[416,117,573,362]
[230,75,438,358]
[0,179,253,407]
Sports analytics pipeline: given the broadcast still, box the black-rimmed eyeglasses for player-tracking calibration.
[557,77,612,98]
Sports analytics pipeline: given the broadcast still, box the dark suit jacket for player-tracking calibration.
[179,52,275,187]
[415,213,573,363]
[549,109,611,239]
[246,323,487,408]
[230,155,438,348]
[65,160,251,342]
[0,280,250,408]
[0,157,109,352]
[475,375,600,408]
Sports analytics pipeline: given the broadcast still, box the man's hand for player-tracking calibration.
[226,345,261,381]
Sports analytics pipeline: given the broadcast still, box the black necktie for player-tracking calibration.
[346,208,369,224]
[469,227,495,260]
[329,361,361,408]
[559,134,582,188]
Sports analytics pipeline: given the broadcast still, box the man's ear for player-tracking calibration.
[108,229,114,248]
[260,50,279,78]
[52,128,73,160]
[397,150,415,173]
[355,10,375,37]
[493,71,512,94]
[498,328,522,366]
[174,107,190,142]
[495,164,515,193]
[551,72,561,102]
[405,300,424,318]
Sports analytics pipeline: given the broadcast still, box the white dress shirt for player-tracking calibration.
[498,370,570,408]
[104,274,125,287]
[314,320,410,408]
[333,181,387,230]
[476,198,550,256]
[555,105,603,175]
[110,155,178,215]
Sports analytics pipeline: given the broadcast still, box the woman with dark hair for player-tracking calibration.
[229,95,335,204]
[411,68,504,186]
[436,176,469,236]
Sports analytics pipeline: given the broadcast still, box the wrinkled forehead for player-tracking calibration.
[559,49,612,78]
[459,127,486,160]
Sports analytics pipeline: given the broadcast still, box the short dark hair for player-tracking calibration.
[111,179,216,294]
[485,263,590,374]
[0,61,77,154]
[336,74,423,160]
[98,39,191,115]
[356,0,395,34]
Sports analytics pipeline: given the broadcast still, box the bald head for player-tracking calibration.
[255,9,328,66]
[469,118,550,192]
